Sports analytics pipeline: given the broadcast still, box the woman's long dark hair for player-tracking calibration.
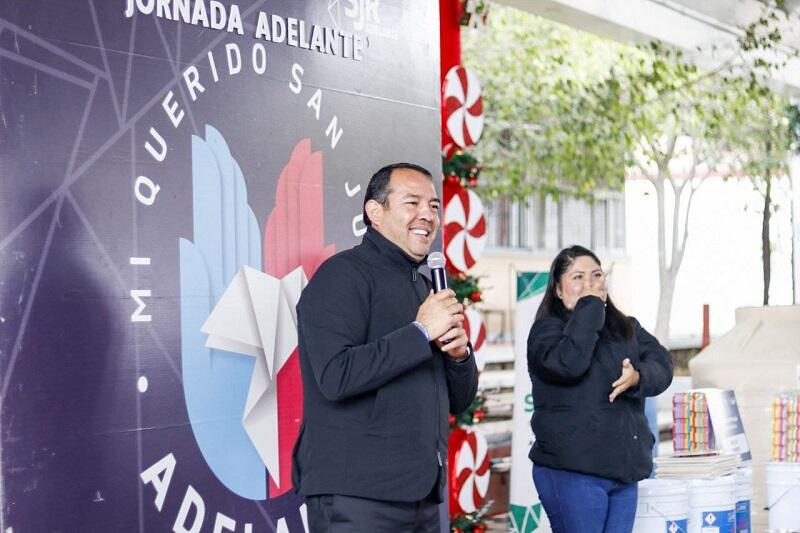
[536,245,633,341]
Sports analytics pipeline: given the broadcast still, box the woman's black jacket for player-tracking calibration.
[527,295,673,483]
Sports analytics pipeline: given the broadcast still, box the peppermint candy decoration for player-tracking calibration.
[463,308,486,371]
[443,66,484,148]
[444,180,487,273]
[442,140,458,160]
[448,427,491,516]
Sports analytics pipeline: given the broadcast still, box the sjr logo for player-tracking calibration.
[329,0,381,31]
[344,0,380,31]
[180,126,334,499]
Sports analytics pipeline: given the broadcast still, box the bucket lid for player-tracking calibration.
[689,475,735,487]
[766,461,800,472]
[639,478,689,498]
[688,475,736,495]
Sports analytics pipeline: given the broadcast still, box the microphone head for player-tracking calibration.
[427,251,446,270]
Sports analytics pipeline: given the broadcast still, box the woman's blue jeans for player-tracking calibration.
[532,464,638,533]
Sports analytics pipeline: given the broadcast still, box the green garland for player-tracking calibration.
[443,151,481,188]
[448,272,483,305]
[450,392,487,428]
[450,500,492,532]
[447,271,488,527]
[459,0,490,28]
[443,133,489,533]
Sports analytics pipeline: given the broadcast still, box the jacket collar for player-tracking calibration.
[363,226,427,270]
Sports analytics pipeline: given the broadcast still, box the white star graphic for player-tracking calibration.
[328,0,341,27]
[202,265,307,488]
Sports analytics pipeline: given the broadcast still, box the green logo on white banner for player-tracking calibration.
[517,272,548,301]
[509,503,543,533]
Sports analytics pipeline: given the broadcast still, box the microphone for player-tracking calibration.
[427,252,447,293]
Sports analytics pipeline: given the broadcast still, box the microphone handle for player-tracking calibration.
[431,267,447,293]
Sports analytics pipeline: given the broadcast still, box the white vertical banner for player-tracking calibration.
[509,272,550,533]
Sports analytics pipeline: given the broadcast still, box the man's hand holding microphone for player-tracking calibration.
[414,252,470,360]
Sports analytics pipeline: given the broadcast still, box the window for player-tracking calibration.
[592,200,608,250]
[486,197,510,248]
[609,196,625,250]
[485,191,625,253]
[561,196,592,248]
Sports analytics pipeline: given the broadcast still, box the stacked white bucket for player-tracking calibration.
[633,479,688,533]
[634,472,752,533]
[765,462,800,531]
[734,467,753,533]
[687,476,736,533]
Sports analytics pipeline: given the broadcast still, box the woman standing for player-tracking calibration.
[527,245,673,533]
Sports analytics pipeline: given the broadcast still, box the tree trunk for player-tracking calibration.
[650,133,701,345]
[654,271,676,344]
[653,155,700,344]
[762,175,772,305]
[762,139,772,306]
[792,172,798,304]
[653,171,676,345]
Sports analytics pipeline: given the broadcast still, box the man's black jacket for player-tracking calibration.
[292,228,479,502]
[527,296,673,483]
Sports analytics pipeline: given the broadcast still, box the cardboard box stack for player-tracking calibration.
[655,390,746,479]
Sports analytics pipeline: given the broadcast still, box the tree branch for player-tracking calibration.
[655,169,668,277]
[675,180,702,270]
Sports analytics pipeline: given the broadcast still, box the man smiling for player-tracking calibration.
[292,163,479,532]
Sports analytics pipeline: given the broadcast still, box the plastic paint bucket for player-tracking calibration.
[766,462,800,532]
[734,467,752,533]
[633,479,689,533]
[688,476,736,533]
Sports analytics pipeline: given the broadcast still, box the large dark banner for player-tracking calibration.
[0,1,441,530]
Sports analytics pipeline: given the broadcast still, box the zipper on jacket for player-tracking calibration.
[410,267,442,474]
[433,377,442,472]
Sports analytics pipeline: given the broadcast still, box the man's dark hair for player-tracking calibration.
[362,163,434,226]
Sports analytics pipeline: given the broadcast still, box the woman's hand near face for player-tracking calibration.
[557,256,607,310]
[578,271,607,302]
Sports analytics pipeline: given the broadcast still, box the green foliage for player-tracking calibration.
[463,2,798,334]
[723,6,798,186]
[461,6,737,202]
[724,79,792,187]
[461,7,636,202]
[616,40,736,180]
[789,103,800,154]
[462,4,799,205]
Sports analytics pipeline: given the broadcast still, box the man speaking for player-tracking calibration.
[292,163,479,531]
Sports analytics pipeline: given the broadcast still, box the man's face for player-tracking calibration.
[367,168,440,262]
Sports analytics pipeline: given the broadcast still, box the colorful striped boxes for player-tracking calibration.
[673,391,716,454]
[772,392,800,463]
